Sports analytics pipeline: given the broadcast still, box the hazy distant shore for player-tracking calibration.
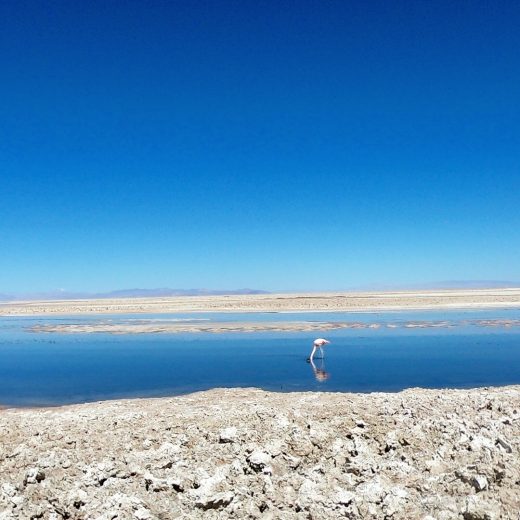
[1,288,520,317]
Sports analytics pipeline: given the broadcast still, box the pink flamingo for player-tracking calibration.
[309,338,330,362]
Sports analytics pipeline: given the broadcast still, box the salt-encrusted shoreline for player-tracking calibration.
[1,386,519,519]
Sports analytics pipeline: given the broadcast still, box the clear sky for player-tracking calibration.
[1,0,519,293]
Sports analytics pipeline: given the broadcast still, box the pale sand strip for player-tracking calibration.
[28,318,520,334]
[1,288,520,316]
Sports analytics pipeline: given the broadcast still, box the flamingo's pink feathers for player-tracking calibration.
[313,338,330,347]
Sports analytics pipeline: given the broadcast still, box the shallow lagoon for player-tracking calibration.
[1,308,519,406]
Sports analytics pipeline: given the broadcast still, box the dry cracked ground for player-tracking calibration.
[0,387,519,520]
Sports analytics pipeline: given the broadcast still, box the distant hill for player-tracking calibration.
[0,288,270,301]
[99,288,270,298]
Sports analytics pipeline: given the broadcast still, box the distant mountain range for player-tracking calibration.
[0,288,270,302]
[1,281,519,302]
[104,288,270,298]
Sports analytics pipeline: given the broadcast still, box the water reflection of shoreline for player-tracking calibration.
[309,358,330,382]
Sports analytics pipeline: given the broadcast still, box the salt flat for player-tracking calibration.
[1,288,520,316]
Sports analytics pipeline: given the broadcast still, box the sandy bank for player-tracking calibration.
[28,317,520,334]
[1,386,519,519]
[1,288,520,317]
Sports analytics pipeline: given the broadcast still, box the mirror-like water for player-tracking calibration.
[1,309,519,407]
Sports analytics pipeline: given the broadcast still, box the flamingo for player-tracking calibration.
[309,338,330,362]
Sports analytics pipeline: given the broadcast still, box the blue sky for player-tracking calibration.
[1,0,519,293]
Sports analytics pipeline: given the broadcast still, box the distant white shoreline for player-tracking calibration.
[1,288,520,317]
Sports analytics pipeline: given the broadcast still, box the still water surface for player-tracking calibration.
[1,309,519,406]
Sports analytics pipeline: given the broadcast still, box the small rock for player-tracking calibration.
[1,483,17,497]
[134,507,153,520]
[219,427,238,443]
[24,468,45,485]
[144,473,169,492]
[334,488,355,505]
[195,491,234,510]
[247,451,271,472]
[495,437,512,453]
[283,453,301,469]
[471,475,488,492]
[10,496,24,507]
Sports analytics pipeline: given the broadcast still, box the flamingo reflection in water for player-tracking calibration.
[309,357,330,382]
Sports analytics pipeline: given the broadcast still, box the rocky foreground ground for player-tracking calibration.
[0,387,519,520]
